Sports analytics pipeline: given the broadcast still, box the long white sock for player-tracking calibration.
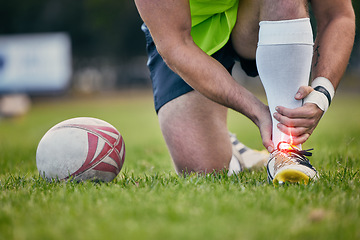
[256,18,314,148]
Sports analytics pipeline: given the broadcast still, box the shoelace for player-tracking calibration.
[277,141,315,169]
[277,141,313,156]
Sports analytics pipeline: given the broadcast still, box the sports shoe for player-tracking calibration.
[267,141,318,185]
[229,133,269,171]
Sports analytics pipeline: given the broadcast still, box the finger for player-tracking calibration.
[276,123,310,137]
[263,138,274,153]
[295,86,314,100]
[260,122,274,153]
[291,133,311,145]
[275,105,317,119]
[274,112,314,128]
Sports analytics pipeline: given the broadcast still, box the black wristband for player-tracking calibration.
[314,86,332,106]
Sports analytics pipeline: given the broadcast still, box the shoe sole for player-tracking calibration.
[273,169,310,185]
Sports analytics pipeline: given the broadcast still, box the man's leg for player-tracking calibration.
[231,0,260,60]
[257,0,312,146]
[232,0,312,148]
[256,1,317,184]
[142,23,253,175]
[232,0,309,57]
[158,90,232,174]
[232,0,318,184]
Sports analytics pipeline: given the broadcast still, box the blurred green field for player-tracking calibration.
[0,90,359,240]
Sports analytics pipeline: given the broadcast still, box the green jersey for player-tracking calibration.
[190,0,239,55]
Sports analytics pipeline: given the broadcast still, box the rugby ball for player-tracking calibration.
[36,117,125,182]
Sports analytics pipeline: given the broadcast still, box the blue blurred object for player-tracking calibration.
[0,54,5,70]
[0,33,72,95]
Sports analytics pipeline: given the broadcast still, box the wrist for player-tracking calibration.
[252,101,270,128]
[304,77,335,113]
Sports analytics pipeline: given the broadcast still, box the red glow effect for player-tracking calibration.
[278,142,291,151]
[289,132,294,146]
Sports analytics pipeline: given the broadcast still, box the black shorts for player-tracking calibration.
[141,24,258,113]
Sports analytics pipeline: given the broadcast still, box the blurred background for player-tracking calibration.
[0,0,359,117]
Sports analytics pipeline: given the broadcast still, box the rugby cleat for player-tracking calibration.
[267,141,318,185]
[230,133,269,171]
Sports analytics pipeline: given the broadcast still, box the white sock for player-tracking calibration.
[228,154,242,176]
[256,18,314,148]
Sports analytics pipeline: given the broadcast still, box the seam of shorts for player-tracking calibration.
[154,85,194,113]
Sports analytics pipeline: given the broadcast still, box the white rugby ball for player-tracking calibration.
[36,117,125,182]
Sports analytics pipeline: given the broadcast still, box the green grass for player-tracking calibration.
[0,90,359,240]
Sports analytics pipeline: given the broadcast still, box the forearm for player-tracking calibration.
[311,10,355,89]
[161,41,266,126]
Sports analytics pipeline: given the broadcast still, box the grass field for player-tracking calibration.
[0,90,359,240]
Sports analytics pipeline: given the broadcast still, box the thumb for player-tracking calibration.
[295,86,313,100]
[264,140,274,153]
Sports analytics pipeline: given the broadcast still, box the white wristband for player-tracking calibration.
[304,77,335,113]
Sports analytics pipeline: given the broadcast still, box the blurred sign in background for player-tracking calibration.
[0,0,359,116]
[0,33,71,94]
[0,1,149,97]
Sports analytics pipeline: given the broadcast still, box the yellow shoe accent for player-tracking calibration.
[273,169,310,185]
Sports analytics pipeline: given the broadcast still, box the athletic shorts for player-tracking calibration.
[141,23,258,113]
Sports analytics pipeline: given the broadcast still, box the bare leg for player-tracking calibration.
[231,0,260,59]
[259,0,308,21]
[231,0,309,59]
[158,91,232,174]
